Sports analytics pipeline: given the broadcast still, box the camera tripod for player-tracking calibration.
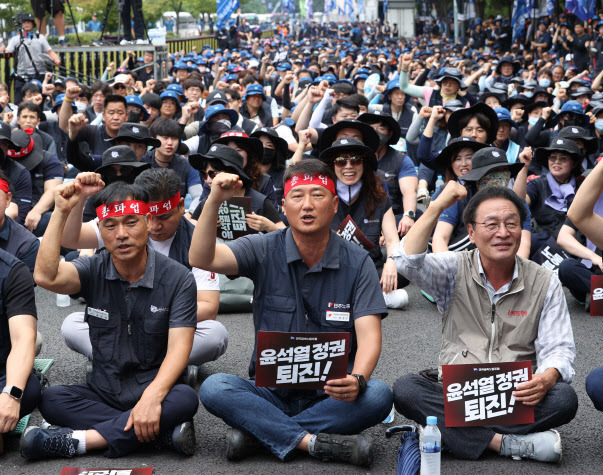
[46,0,81,45]
[98,0,150,45]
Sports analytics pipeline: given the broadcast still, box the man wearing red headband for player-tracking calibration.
[191,158,392,467]
[24,181,200,460]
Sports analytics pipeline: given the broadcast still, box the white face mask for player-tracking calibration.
[75,102,87,114]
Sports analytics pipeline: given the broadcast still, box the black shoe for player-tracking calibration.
[20,427,78,460]
[226,427,263,461]
[585,294,591,313]
[310,433,373,467]
[154,421,196,456]
[183,365,198,388]
[58,38,68,46]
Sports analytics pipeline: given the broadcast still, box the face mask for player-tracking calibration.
[538,79,551,88]
[376,130,389,147]
[128,109,141,123]
[523,91,534,98]
[261,148,275,165]
[562,118,581,127]
[596,119,603,132]
[207,118,231,136]
[528,116,539,126]
[75,102,87,114]
[477,170,511,191]
[199,66,207,73]
[509,89,518,97]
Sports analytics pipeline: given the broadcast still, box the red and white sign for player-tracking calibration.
[591,275,603,317]
[442,361,535,427]
[255,331,350,390]
[335,215,375,250]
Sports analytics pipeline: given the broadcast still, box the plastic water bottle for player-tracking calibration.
[435,175,445,190]
[415,166,420,177]
[420,416,441,475]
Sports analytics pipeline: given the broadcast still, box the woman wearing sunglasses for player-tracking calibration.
[189,144,284,233]
[321,138,405,298]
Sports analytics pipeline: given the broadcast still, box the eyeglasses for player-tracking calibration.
[548,154,571,163]
[200,169,221,180]
[334,156,363,166]
[113,84,126,90]
[472,220,521,233]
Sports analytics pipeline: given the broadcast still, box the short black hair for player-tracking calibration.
[78,85,91,101]
[332,97,359,117]
[150,117,182,139]
[21,83,41,96]
[104,94,127,111]
[17,101,41,119]
[332,82,355,96]
[283,158,336,187]
[134,168,181,202]
[462,186,527,227]
[183,78,204,91]
[346,93,369,109]
[90,81,111,97]
[92,181,149,209]
[224,88,241,101]
[458,111,491,133]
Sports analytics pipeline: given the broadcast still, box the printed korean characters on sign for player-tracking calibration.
[255,331,350,390]
[532,237,569,274]
[591,275,603,317]
[442,361,535,427]
[217,196,251,240]
[60,468,154,475]
[334,215,375,250]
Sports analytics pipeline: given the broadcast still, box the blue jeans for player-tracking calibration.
[199,373,393,460]
[586,366,603,411]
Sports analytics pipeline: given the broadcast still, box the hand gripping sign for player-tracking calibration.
[442,361,535,427]
[255,331,350,390]
[591,275,603,317]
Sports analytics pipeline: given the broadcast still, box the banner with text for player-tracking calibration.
[442,361,534,427]
[591,275,603,316]
[255,331,350,389]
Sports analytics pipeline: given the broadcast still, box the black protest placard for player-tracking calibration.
[335,215,375,250]
[217,196,251,240]
[442,361,535,427]
[255,331,350,390]
[532,237,569,273]
[591,275,603,316]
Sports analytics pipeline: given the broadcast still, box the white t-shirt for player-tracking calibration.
[91,219,218,291]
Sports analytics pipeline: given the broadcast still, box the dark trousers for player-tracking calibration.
[120,0,144,40]
[586,367,603,411]
[32,211,52,238]
[529,232,552,260]
[393,373,578,460]
[39,383,198,458]
[558,258,601,303]
[0,372,42,424]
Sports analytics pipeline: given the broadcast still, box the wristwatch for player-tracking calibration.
[352,374,367,393]
[403,210,416,219]
[2,385,23,401]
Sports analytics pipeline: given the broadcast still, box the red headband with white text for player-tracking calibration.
[284,173,336,197]
[96,200,149,221]
[148,191,181,215]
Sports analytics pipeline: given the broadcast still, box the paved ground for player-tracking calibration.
[1,283,602,474]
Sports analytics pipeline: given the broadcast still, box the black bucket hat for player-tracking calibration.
[447,103,499,144]
[95,145,151,175]
[434,137,489,173]
[106,122,161,148]
[212,131,263,164]
[189,143,250,181]
[318,119,379,152]
[531,87,554,105]
[357,111,401,145]
[502,94,530,111]
[320,137,378,170]
[534,137,583,173]
[479,83,508,104]
[434,67,468,91]
[250,127,290,159]
[523,100,549,115]
[496,56,520,75]
[443,99,464,112]
[460,147,524,182]
[319,119,380,152]
[6,129,44,171]
[557,126,598,155]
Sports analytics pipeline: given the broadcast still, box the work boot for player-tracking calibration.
[183,365,198,388]
[500,430,562,463]
[309,432,373,466]
[20,427,78,460]
[226,427,263,461]
[154,421,196,456]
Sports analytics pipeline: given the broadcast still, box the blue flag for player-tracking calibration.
[566,0,596,21]
[358,0,364,14]
[217,0,239,31]
[383,0,388,17]
[511,0,533,41]
[305,0,313,18]
[546,0,555,15]
[345,0,354,16]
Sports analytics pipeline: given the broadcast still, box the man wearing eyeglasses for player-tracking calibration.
[391,182,577,464]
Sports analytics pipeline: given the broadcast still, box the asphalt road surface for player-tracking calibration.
[1,283,601,475]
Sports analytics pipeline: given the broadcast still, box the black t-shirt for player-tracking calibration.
[4,262,37,319]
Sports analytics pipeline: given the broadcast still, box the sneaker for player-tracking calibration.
[226,427,263,461]
[310,433,373,467]
[58,38,68,46]
[135,39,149,44]
[183,365,198,388]
[383,289,409,309]
[154,421,196,455]
[417,188,429,202]
[499,430,562,463]
[20,427,78,460]
[119,39,133,45]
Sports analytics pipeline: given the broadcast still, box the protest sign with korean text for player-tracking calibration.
[335,215,375,250]
[255,331,350,390]
[60,468,153,475]
[217,196,251,241]
[591,275,603,317]
[532,238,569,274]
[442,361,535,427]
